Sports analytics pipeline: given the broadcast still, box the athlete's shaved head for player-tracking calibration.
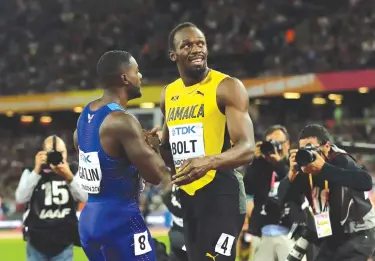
[96,50,142,100]
[97,50,132,87]
[43,135,68,160]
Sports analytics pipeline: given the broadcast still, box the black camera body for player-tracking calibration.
[295,143,318,167]
[46,135,63,165]
[260,140,283,156]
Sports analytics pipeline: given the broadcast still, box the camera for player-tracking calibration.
[46,135,63,166]
[47,150,63,165]
[285,224,317,261]
[260,140,283,156]
[295,143,318,166]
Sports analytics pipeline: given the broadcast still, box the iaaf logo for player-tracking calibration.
[80,153,91,163]
[172,126,196,136]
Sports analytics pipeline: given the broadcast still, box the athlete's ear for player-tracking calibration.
[169,50,177,62]
[121,74,129,85]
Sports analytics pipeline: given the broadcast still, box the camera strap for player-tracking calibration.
[309,174,333,238]
[53,135,56,151]
[308,174,329,215]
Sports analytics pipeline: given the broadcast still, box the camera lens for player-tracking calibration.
[260,141,275,156]
[295,149,316,166]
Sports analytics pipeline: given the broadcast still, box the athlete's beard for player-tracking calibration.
[185,66,208,82]
[127,84,142,100]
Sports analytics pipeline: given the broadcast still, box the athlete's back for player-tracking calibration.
[74,50,168,261]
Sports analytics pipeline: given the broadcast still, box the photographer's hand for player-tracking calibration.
[50,161,73,183]
[265,146,282,164]
[33,151,47,174]
[301,151,325,174]
[288,149,299,182]
[255,141,264,159]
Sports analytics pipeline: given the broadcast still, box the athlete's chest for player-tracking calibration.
[165,86,218,125]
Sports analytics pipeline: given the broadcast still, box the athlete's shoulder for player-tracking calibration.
[102,110,141,136]
[167,77,183,88]
[217,77,248,106]
[217,76,245,90]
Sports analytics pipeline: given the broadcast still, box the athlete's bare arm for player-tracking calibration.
[159,86,175,170]
[173,77,255,185]
[103,112,167,185]
[213,77,255,168]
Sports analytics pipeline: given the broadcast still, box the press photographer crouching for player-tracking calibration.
[15,135,88,261]
[280,124,375,261]
[244,125,306,261]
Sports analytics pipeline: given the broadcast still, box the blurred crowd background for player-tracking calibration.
[1,0,375,94]
[0,0,375,224]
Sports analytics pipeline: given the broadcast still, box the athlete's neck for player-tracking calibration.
[180,67,210,87]
[100,88,129,108]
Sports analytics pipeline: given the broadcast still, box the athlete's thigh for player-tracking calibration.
[81,241,105,261]
[102,229,156,261]
[196,213,246,261]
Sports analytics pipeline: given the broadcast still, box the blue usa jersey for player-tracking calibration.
[77,102,156,261]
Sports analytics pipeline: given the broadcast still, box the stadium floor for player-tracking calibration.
[0,229,169,261]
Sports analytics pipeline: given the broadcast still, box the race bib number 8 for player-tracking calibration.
[78,150,102,194]
[169,123,205,168]
[134,231,152,256]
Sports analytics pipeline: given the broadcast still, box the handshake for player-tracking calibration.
[143,126,162,154]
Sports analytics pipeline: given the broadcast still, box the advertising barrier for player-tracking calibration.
[0,86,164,113]
[1,69,375,112]
[243,69,375,97]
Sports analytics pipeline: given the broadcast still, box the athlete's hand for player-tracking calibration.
[50,161,73,183]
[33,151,47,174]
[172,156,214,186]
[254,142,264,159]
[143,126,161,153]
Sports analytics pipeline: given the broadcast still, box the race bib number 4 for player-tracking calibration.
[169,123,205,168]
[78,150,102,194]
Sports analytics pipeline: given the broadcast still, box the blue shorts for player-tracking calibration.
[79,200,156,261]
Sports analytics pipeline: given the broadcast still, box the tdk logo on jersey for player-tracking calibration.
[172,126,196,136]
[80,154,91,163]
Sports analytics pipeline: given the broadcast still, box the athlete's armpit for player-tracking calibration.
[212,77,255,170]
[107,112,167,185]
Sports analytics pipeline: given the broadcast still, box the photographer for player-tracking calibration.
[15,135,87,261]
[244,125,305,261]
[279,124,375,261]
